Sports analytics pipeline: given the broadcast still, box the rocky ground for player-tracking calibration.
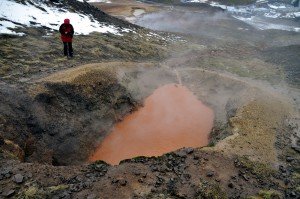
[1,0,300,198]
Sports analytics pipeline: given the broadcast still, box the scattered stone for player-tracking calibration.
[185,147,194,154]
[133,170,140,176]
[291,146,300,153]
[151,166,158,172]
[289,191,297,197]
[12,173,24,184]
[155,181,162,187]
[234,159,241,167]
[166,167,172,172]
[87,193,97,199]
[242,174,249,181]
[75,176,83,182]
[90,161,109,174]
[0,136,4,146]
[138,178,144,183]
[284,179,290,185]
[183,173,191,180]
[5,173,11,178]
[1,169,12,179]
[85,173,92,178]
[286,156,294,162]
[27,172,33,178]
[70,183,84,192]
[176,151,187,158]
[279,165,287,173]
[4,189,15,197]
[142,173,147,178]
[228,183,234,188]
[206,171,214,177]
[84,181,92,188]
[193,155,199,160]
[59,191,71,199]
[119,179,127,186]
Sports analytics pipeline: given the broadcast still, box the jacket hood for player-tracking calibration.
[64,19,70,24]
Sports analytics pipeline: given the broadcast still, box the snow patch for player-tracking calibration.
[181,0,300,32]
[233,16,300,32]
[0,21,25,36]
[0,0,129,36]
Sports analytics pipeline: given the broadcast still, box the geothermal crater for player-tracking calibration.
[89,83,214,165]
[25,62,287,167]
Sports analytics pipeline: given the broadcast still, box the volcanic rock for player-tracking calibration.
[12,173,24,184]
[119,179,127,186]
[87,194,97,199]
[206,171,214,177]
[4,189,15,197]
[228,182,234,188]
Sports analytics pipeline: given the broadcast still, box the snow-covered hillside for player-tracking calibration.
[77,0,112,2]
[182,0,300,32]
[0,0,131,36]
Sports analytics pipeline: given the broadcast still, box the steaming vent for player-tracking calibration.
[89,83,214,165]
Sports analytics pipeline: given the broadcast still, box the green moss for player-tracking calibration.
[0,28,169,82]
[238,156,275,178]
[258,190,281,199]
[47,185,69,193]
[22,187,39,198]
[196,181,227,199]
[247,197,260,199]
[1,150,21,160]
[17,184,69,199]
[0,64,11,76]
[17,185,44,199]
[292,172,300,180]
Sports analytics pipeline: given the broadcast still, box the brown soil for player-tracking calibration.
[214,97,292,165]
[0,147,283,199]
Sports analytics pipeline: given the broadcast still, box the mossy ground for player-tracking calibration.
[214,97,291,165]
[0,27,169,83]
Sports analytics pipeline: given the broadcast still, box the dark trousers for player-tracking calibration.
[63,42,73,57]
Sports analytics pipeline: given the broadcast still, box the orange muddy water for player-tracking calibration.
[89,84,214,165]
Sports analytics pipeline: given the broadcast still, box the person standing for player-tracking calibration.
[59,18,74,57]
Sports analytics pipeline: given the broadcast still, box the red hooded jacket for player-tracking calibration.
[59,19,74,42]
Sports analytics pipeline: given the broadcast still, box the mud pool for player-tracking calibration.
[89,84,214,165]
